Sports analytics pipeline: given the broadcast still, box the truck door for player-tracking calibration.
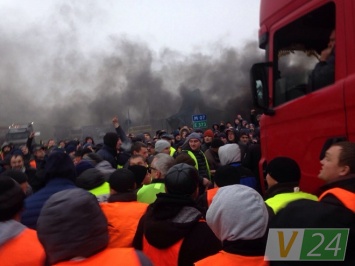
[266,2,347,193]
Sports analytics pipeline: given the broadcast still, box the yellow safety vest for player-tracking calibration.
[89,182,110,203]
[184,150,211,179]
[265,191,318,214]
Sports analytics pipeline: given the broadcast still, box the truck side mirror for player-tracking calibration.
[250,62,275,116]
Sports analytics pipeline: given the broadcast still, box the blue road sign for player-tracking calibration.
[192,114,207,122]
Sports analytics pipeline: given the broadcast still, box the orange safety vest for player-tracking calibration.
[194,250,268,266]
[142,219,206,266]
[100,201,148,248]
[143,236,184,266]
[206,187,219,207]
[53,248,142,266]
[318,187,355,212]
[29,159,37,169]
[0,228,45,266]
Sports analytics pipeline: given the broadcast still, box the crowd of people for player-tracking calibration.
[0,110,355,265]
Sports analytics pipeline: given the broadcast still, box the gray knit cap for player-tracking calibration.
[206,185,268,241]
[154,140,171,153]
[186,132,202,143]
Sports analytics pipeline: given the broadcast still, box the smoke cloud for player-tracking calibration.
[0,2,263,140]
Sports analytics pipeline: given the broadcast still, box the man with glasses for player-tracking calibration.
[137,153,175,204]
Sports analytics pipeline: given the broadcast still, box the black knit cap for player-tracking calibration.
[266,157,301,183]
[0,176,25,221]
[165,163,199,196]
[214,165,242,187]
[109,169,136,192]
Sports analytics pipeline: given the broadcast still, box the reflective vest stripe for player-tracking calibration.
[265,192,318,214]
[319,188,355,212]
[170,147,176,157]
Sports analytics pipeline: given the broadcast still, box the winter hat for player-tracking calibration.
[154,140,171,153]
[266,157,301,183]
[172,130,180,137]
[75,161,94,177]
[186,132,202,143]
[37,189,108,265]
[44,152,76,181]
[109,169,136,192]
[203,129,214,138]
[0,176,25,221]
[210,138,224,149]
[65,144,76,154]
[218,143,241,165]
[1,170,28,184]
[76,168,105,190]
[165,163,199,196]
[207,185,268,242]
[128,165,148,187]
[103,132,119,148]
[214,165,242,187]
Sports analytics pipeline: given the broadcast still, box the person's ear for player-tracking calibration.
[156,170,162,179]
[339,165,350,176]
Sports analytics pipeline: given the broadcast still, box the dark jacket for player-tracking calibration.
[133,193,221,266]
[97,145,118,168]
[270,175,355,266]
[204,148,221,172]
[309,53,335,91]
[21,152,77,229]
[21,178,76,229]
[229,162,260,193]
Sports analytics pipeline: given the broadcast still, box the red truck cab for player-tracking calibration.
[250,0,355,194]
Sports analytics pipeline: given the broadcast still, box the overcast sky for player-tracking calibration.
[0,0,260,54]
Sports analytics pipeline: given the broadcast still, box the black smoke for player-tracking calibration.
[0,2,263,139]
